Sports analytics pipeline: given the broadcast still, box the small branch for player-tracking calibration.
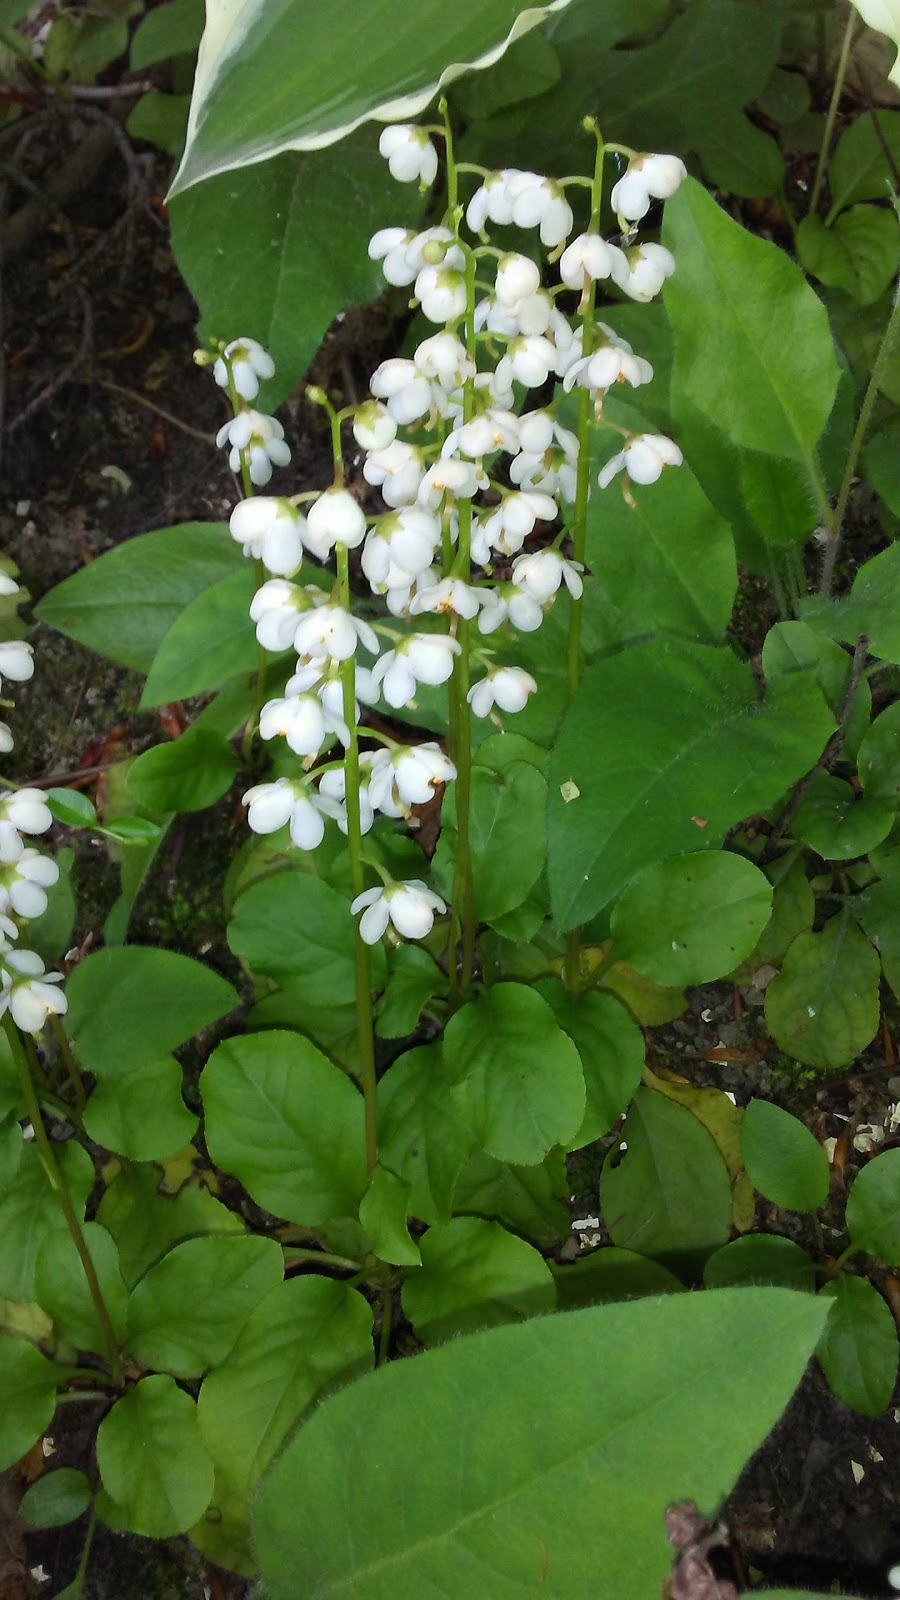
[93,378,218,445]
[760,633,869,864]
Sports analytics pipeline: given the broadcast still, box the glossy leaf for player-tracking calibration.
[375,946,448,1040]
[817,1275,899,1416]
[802,541,900,665]
[0,1338,60,1473]
[469,760,547,922]
[402,1217,555,1346]
[536,980,644,1149]
[83,1054,198,1161]
[547,638,834,930]
[600,1087,732,1270]
[610,851,772,986]
[442,984,585,1165]
[229,871,385,1002]
[35,523,241,672]
[141,566,258,706]
[97,1375,214,1538]
[753,851,815,964]
[791,773,895,861]
[827,109,900,215]
[254,1289,830,1599]
[47,788,96,827]
[130,0,204,69]
[201,1031,367,1224]
[66,947,237,1078]
[359,1165,421,1267]
[127,1234,285,1376]
[703,1235,817,1292]
[761,619,872,763]
[377,1045,476,1225]
[846,1148,900,1264]
[663,178,840,462]
[765,914,881,1070]
[127,728,237,814]
[35,1222,128,1354]
[19,1468,91,1529]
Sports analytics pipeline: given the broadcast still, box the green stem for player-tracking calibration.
[820,273,900,593]
[222,353,266,761]
[69,1504,97,1600]
[810,7,856,220]
[4,1015,123,1387]
[829,1242,859,1275]
[50,1012,86,1113]
[282,1247,362,1271]
[447,240,478,993]
[337,544,378,1176]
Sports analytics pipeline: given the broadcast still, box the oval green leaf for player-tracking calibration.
[740,1099,829,1212]
[764,914,881,1070]
[66,947,238,1078]
[817,1275,899,1417]
[127,1234,285,1377]
[846,1147,900,1265]
[402,1217,555,1346]
[20,1468,91,1529]
[96,1375,214,1538]
[127,727,237,814]
[610,850,772,986]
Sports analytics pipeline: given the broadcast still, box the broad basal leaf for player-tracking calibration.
[765,914,881,1070]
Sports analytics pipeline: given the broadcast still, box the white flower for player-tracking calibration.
[415,263,467,324]
[258,694,328,756]
[495,335,557,391]
[384,566,440,618]
[363,441,426,507]
[379,124,438,186]
[243,777,341,849]
[0,640,33,688]
[229,497,304,576]
[610,153,687,221]
[563,328,653,395]
[610,242,676,303]
[213,338,275,402]
[416,459,480,511]
[467,667,537,718]
[351,880,446,944]
[479,490,558,557]
[368,742,456,810]
[511,550,584,603]
[516,411,555,455]
[599,433,683,489]
[404,227,464,276]
[370,358,433,426]
[352,400,397,452]
[0,724,13,755]
[507,173,574,246]
[466,169,519,232]
[477,583,544,634]
[495,253,541,305]
[371,633,461,707]
[0,850,59,920]
[362,508,440,590]
[0,573,20,597]
[293,604,379,663]
[317,764,376,835]
[216,410,291,486]
[442,409,519,461]
[0,950,66,1033]
[304,489,367,560]
[0,789,53,863]
[368,227,417,286]
[559,234,625,290]
[409,578,482,620]
[250,579,317,652]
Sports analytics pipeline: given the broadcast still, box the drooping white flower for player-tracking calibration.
[467,667,537,718]
[479,490,558,557]
[317,763,376,835]
[216,410,291,486]
[229,497,305,576]
[352,400,397,452]
[0,573,20,597]
[213,338,275,402]
[511,550,584,603]
[415,263,467,324]
[495,253,541,305]
[559,234,626,290]
[351,880,446,944]
[0,789,53,863]
[404,227,465,277]
[0,949,66,1033]
[408,578,482,620]
[441,409,519,462]
[371,632,461,707]
[610,153,687,222]
[362,508,441,591]
[466,169,520,232]
[563,327,653,395]
[378,124,438,186]
[506,172,574,247]
[495,334,557,392]
[258,694,329,756]
[363,440,427,507]
[0,640,34,688]
[384,565,441,618]
[598,433,683,489]
[250,579,319,652]
[368,227,417,286]
[477,583,544,634]
[416,459,480,512]
[293,604,379,663]
[0,724,13,755]
[368,742,456,811]
[304,489,367,560]
[0,849,59,920]
[413,332,473,390]
[369,358,434,426]
[609,242,676,303]
[243,777,342,849]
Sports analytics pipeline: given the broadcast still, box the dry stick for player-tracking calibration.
[0,120,114,259]
[759,633,869,865]
[93,378,218,445]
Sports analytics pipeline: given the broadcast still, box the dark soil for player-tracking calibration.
[0,94,898,1600]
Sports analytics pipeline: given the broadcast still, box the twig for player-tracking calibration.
[8,282,92,432]
[66,81,154,102]
[93,377,218,444]
[759,633,869,864]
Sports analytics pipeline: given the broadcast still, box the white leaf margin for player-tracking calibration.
[170,0,572,197]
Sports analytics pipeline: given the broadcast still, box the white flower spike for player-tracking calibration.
[610,153,687,222]
[379,125,438,187]
[598,433,683,489]
[213,338,275,402]
[467,667,538,719]
[351,880,447,944]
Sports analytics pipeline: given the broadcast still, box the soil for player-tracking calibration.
[0,92,898,1600]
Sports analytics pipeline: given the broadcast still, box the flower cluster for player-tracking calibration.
[213,127,685,950]
[0,579,66,1033]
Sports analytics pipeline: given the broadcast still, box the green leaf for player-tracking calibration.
[254,1288,830,1599]
[547,638,834,930]
[609,851,772,986]
[663,178,840,461]
[817,1275,898,1416]
[102,814,163,844]
[171,0,569,194]
[585,462,736,642]
[801,541,900,665]
[96,1160,244,1291]
[862,415,900,515]
[198,1277,373,1499]
[0,1338,60,1473]
[791,772,895,860]
[752,850,815,964]
[451,1149,570,1249]
[97,1375,214,1538]
[796,206,900,306]
[761,620,872,762]
[0,1126,93,1300]
[846,1147,900,1264]
[126,1234,284,1376]
[402,1217,555,1346]
[536,981,644,1149]
[47,788,97,828]
[375,946,448,1040]
[66,947,238,1078]
[858,700,900,802]
[228,871,385,1002]
[703,1234,817,1292]
[171,132,424,408]
[377,1045,475,1225]
[83,1054,198,1161]
[141,566,258,706]
[19,1468,91,1529]
[127,728,237,814]
[467,760,547,923]
[359,1165,421,1267]
[600,1087,732,1270]
[764,914,881,1070]
[35,523,242,673]
[553,1248,684,1310]
[827,109,900,216]
[443,984,585,1166]
[127,90,191,157]
[130,0,204,68]
[856,867,900,999]
[201,1031,367,1225]
[35,1222,128,1354]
